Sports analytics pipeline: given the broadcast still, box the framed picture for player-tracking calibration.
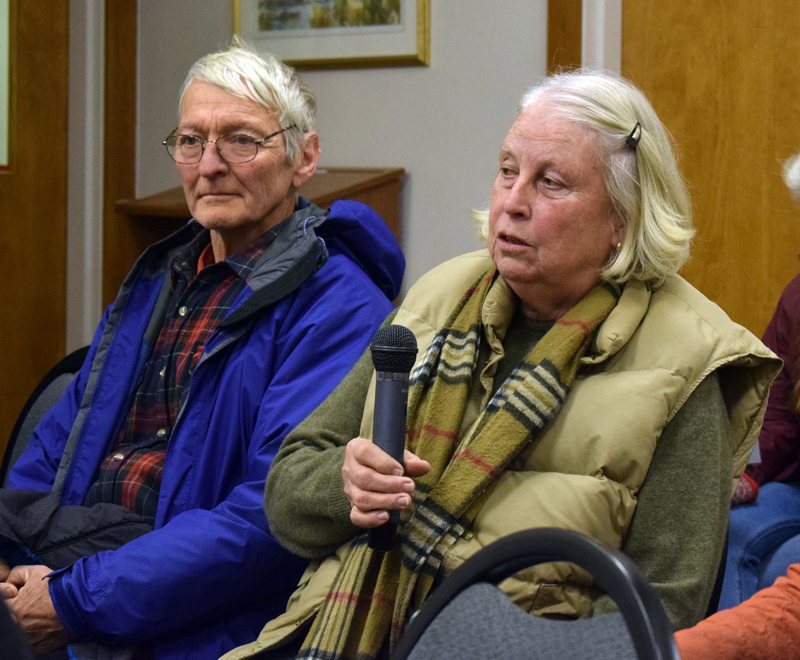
[233,0,429,70]
[1,0,10,170]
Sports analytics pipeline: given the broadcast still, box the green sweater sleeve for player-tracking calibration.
[592,371,732,631]
[263,310,401,559]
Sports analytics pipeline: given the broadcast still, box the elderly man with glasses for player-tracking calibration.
[0,39,403,660]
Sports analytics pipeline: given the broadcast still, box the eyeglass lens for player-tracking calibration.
[166,134,259,164]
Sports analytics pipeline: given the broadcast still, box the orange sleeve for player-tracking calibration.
[675,563,800,660]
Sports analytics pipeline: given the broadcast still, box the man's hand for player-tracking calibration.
[343,437,430,528]
[5,564,70,653]
[0,558,17,600]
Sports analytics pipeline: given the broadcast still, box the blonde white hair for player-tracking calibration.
[476,70,694,286]
[179,36,316,163]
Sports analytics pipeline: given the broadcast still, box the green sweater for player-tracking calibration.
[264,310,731,631]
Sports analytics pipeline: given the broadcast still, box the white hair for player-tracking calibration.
[179,36,316,163]
[785,152,800,203]
[475,69,694,286]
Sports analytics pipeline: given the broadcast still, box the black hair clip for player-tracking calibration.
[626,122,642,149]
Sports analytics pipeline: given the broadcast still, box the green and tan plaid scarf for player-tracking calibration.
[299,266,620,660]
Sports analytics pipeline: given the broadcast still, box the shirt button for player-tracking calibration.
[159,368,166,378]
[113,453,124,462]
[463,530,474,540]
[178,306,188,317]
[156,429,167,438]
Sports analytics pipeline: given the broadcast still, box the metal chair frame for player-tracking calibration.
[391,527,680,660]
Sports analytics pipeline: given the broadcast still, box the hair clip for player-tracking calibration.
[626,122,642,149]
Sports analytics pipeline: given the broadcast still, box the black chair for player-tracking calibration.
[1,346,90,487]
[0,594,36,660]
[1,347,89,660]
[391,528,680,660]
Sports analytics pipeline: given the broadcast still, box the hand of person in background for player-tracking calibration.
[731,469,760,506]
[343,437,430,528]
[2,564,70,653]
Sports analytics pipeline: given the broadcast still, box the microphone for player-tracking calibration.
[368,324,418,552]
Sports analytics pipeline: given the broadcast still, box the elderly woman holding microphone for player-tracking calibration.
[224,71,779,660]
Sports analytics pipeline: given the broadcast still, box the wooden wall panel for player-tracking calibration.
[547,0,582,72]
[621,1,800,336]
[0,0,69,456]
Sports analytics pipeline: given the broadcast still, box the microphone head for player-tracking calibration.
[370,325,418,372]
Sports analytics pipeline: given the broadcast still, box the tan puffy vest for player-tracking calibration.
[223,250,778,658]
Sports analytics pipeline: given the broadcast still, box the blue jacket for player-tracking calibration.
[8,200,403,660]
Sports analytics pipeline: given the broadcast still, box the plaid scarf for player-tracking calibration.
[299,266,620,660]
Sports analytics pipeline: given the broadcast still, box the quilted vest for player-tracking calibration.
[357,250,778,616]
[224,250,779,658]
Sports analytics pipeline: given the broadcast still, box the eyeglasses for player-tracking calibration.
[163,125,298,164]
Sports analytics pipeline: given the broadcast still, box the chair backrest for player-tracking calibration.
[1,346,89,487]
[0,595,36,660]
[391,528,680,660]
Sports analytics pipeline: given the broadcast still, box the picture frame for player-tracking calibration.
[1,0,10,170]
[233,0,429,70]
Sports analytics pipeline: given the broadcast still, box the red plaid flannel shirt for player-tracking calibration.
[84,228,275,524]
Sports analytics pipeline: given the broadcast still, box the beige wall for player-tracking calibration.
[135,1,549,290]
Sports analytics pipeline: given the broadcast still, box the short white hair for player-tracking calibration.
[476,70,694,286]
[179,36,316,163]
[784,152,800,203]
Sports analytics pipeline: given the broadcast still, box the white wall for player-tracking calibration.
[137,1,232,196]
[136,1,548,290]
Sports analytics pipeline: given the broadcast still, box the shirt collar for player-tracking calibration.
[172,225,284,287]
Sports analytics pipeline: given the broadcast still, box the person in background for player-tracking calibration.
[719,151,800,611]
[0,38,403,660]
[223,70,779,660]
[675,563,800,659]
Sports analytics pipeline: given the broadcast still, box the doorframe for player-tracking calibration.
[66,0,106,350]
[65,0,138,348]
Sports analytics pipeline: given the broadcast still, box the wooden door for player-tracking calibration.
[0,1,69,457]
[547,1,800,336]
[621,1,800,336]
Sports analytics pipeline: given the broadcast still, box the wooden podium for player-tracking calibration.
[107,167,404,303]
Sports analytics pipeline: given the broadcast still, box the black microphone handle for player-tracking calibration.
[368,371,409,552]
